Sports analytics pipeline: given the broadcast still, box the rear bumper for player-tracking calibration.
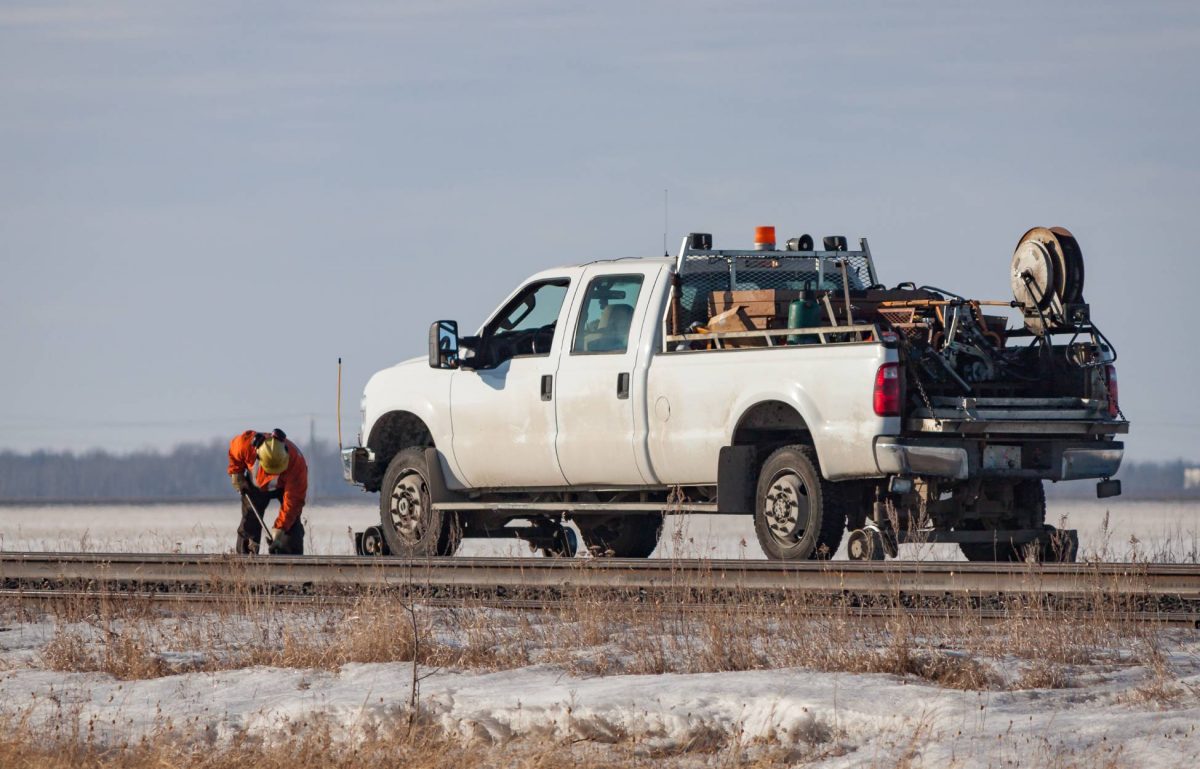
[875,440,969,479]
[1060,447,1124,480]
[874,437,1123,481]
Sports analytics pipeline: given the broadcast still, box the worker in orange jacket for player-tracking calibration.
[227,428,307,555]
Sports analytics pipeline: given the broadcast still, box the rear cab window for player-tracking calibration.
[571,275,644,354]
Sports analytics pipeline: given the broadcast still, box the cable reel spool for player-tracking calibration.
[1011,226,1087,334]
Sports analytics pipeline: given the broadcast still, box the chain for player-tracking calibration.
[899,336,941,428]
[912,369,940,429]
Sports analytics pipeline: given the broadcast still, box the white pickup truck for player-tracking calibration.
[344,227,1127,561]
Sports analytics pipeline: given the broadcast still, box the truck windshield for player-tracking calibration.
[488,280,569,336]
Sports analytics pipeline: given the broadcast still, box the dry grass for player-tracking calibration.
[42,623,167,679]
[1014,659,1074,690]
[0,718,588,769]
[0,708,1167,769]
[1,561,1192,769]
[37,596,451,678]
[0,702,845,769]
[14,562,1182,696]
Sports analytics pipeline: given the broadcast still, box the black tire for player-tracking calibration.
[577,514,662,558]
[1038,525,1078,563]
[959,480,1046,562]
[753,445,844,560]
[379,448,461,557]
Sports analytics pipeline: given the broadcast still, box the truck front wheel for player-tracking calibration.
[754,445,844,560]
[379,448,462,557]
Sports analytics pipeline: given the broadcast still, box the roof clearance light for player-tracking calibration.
[754,226,776,251]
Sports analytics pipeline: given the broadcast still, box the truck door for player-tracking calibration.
[450,276,575,487]
[554,265,660,485]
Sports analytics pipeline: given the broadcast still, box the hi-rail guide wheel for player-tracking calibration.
[359,525,390,556]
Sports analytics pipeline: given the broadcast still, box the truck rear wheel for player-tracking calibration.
[379,448,462,557]
[959,479,1046,562]
[754,445,844,560]
[577,514,662,558]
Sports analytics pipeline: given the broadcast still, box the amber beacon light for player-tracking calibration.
[753,225,776,250]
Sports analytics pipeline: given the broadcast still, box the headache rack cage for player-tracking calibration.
[662,235,881,352]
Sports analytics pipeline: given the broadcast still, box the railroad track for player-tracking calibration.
[2,553,1199,624]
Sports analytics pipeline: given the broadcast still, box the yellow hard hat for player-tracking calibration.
[257,437,290,475]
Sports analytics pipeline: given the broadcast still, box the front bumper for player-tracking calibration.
[874,437,1123,481]
[341,447,377,487]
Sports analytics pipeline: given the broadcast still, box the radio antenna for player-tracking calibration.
[663,189,669,256]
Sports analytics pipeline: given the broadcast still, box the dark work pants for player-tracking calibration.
[237,481,305,555]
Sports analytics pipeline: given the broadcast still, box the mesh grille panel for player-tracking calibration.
[675,254,876,330]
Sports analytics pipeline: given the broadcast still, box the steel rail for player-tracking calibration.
[1,552,1198,598]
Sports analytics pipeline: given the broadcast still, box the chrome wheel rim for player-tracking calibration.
[389,472,427,543]
[763,471,808,545]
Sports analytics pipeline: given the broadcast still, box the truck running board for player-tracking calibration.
[432,501,719,514]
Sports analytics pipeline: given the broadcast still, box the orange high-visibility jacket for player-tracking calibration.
[227,430,308,530]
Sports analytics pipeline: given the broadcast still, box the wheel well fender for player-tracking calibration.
[729,399,814,450]
[367,411,434,472]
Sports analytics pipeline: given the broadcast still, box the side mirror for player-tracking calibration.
[428,320,459,369]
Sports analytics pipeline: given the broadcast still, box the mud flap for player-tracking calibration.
[423,447,465,504]
[717,446,757,513]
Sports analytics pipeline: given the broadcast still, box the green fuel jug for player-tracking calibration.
[787,293,820,345]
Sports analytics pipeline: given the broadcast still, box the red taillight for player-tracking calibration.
[874,362,901,416]
[1105,364,1119,418]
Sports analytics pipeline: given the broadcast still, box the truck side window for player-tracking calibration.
[572,275,644,354]
[481,278,570,362]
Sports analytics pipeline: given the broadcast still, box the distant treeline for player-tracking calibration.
[0,440,361,503]
[0,444,1191,502]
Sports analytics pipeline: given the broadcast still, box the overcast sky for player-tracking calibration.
[1,1,1197,460]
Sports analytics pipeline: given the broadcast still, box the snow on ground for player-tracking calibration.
[1,499,1198,561]
[1,497,1198,765]
[0,641,1198,767]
